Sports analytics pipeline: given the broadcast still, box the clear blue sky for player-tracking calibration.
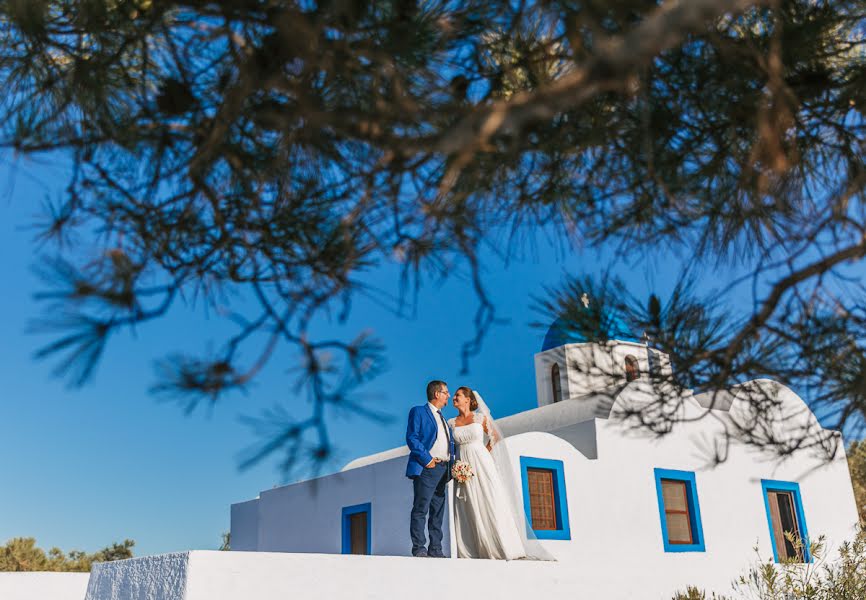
[0,152,852,557]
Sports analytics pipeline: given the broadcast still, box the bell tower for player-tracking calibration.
[534,308,672,407]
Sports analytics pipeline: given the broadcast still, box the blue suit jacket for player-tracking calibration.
[405,404,456,479]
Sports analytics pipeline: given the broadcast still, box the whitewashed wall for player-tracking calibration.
[229,499,258,551]
[492,384,859,597]
[232,455,455,557]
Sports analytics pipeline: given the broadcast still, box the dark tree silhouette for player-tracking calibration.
[0,0,865,471]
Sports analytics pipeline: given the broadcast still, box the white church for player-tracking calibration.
[9,321,860,600]
[223,320,861,599]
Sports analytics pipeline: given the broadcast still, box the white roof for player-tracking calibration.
[340,387,631,472]
[339,378,836,473]
[341,446,410,472]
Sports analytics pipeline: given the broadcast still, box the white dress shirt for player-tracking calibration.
[427,402,450,462]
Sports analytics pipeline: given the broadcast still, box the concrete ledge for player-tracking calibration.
[0,572,90,600]
[83,550,681,600]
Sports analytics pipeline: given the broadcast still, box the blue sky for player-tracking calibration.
[0,152,854,557]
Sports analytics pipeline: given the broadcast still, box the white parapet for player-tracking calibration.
[85,552,187,600]
[0,572,90,600]
[83,550,700,600]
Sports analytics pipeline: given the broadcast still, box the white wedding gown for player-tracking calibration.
[450,413,527,560]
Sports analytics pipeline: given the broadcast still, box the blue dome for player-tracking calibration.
[541,312,641,352]
[541,317,575,351]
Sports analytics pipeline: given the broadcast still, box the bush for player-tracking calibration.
[0,537,134,572]
[672,586,726,600]
[672,528,866,599]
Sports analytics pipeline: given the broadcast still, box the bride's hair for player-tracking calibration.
[456,386,478,411]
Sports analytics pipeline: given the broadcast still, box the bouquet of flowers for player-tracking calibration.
[451,459,474,483]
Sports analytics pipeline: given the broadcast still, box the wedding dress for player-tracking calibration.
[450,411,527,559]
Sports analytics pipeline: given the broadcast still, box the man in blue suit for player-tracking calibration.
[406,380,456,557]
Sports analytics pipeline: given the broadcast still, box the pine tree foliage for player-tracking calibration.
[0,1,865,470]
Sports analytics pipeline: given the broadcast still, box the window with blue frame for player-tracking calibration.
[653,468,705,552]
[341,503,371,555]
[520,456,571,540]
[761,480,811,563]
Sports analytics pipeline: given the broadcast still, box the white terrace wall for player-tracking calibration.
[84,550,688,600]
[0,572,90,600]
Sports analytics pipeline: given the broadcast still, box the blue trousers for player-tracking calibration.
[410,462,449,556]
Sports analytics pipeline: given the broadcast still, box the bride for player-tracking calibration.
[449,387,552,561]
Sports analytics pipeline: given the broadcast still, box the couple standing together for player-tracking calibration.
[405,380,547,560]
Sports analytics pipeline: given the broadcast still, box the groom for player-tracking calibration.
[405,380,456,558]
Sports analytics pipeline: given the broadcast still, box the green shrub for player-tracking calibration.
[673,528,866,600]
[672,586,726,600]
[0,537,134,572]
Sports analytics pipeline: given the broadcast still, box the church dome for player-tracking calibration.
[541,309,641,352]
[541,317,573,351]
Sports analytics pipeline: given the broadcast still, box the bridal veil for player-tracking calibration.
[472,390,556,561]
